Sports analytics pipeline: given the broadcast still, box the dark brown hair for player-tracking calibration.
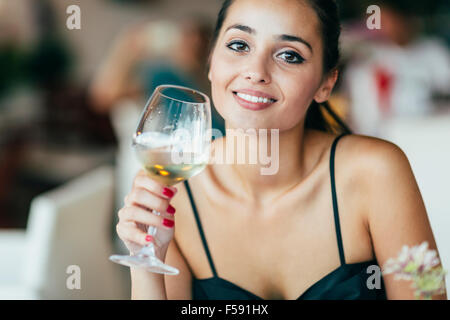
[209,0,352,134]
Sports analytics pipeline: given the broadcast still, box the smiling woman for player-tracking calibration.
[116,0,447,301]
[207,0,347,133]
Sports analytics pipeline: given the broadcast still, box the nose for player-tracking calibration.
[243,54,271,84]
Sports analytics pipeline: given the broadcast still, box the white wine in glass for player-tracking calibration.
[134,132,208,186]
[109,85,212,275]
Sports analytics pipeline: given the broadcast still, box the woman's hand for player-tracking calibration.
[116,170,178,260]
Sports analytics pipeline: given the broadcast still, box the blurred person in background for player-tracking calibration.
[342,0,450,137]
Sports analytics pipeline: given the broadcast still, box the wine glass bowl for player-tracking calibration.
[109,85,212,275]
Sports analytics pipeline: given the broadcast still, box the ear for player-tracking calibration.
[313,69,338,103]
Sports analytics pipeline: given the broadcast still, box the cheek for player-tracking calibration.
[209,52,237,114]
[273,69,321,127]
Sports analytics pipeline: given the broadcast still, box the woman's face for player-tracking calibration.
[209,0,336,131]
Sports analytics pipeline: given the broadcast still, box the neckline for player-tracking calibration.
[190,133,353,299]
[193,259,377,300]
[187,133,349,280]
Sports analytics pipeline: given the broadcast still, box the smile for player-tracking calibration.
[235,92,276,104]
[232,90,277,111]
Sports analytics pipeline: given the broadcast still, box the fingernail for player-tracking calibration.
[167,204,176,215]
[163,218,174,228]
[162,188,174,198]
[145,235,153,242]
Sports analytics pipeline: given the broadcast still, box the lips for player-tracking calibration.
[232,89,278,111]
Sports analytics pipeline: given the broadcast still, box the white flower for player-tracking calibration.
[382,241,447,299]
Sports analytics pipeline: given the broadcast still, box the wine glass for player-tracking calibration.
[109,84,212,275]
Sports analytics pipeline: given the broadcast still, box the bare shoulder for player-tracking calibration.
[338,133,417,208]
[307,130,409,180]
[331,133,417,230]
[336,133,411,183]
[339,133,407,162]
[340,135,447,299]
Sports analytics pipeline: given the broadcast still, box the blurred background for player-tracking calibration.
[0,0,448,299]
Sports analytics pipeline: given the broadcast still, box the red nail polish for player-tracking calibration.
[145,235,153,242]
[162,188,174,198]
[163,218,174,228]
[167,204,176,215]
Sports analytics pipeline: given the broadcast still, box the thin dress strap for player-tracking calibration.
[329,133,349,266]
[184,180,218,278]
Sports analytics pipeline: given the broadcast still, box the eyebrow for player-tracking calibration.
[225,23,313,53]
[226,24,255,34]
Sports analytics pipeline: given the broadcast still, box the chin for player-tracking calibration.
[224,115,270,131]
[218,106,267,131]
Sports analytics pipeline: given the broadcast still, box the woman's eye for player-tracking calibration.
[277,51,304,64]
[226,41,249,52]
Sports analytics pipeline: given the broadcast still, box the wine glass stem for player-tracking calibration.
[140,213,159,257]
[140,242,156,256]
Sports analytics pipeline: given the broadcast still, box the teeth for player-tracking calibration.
[236,92,274,103]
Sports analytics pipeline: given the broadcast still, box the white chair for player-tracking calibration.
[0,165,130,299]
[380,113,450,296]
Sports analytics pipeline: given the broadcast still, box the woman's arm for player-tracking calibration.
[130,267,167,300]
[360,138,447,300]
[164,238,193,300]
[130,238,192,300]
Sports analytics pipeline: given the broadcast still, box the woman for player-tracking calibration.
[116,0,447,300]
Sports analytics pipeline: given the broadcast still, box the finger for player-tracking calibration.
[135,221,148,233]
[134,170,178,199]
[125,187,176,214]
[116,223,153,247]
[118,205,175,228]
[123,193,176,218]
